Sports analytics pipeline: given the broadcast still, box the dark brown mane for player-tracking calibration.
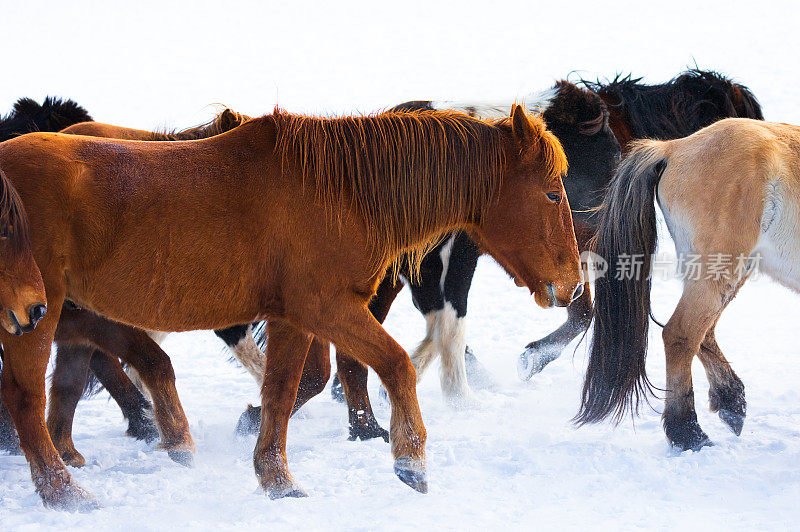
[0,170,30,254]
[272,108,508,277]
[148,109,251,141]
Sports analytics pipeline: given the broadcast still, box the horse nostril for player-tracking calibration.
[29,304,47,326]
[572,284,584,301]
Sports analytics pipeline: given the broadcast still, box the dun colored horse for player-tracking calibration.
[0,105,581,509]
[513,69,765,376]
[576,118,799,451]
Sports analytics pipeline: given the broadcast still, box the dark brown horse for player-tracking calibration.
[0,105,581,509]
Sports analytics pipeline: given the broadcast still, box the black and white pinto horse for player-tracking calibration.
[322,81,621,405]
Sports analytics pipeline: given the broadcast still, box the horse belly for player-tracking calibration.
[754,181,800,292]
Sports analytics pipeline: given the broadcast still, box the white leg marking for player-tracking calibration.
[435,303,471,406]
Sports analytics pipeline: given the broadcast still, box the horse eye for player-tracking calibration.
[546,192,561,204]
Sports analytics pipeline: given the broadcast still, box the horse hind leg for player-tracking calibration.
[698,325,746,435]
[46,344,93,467]
[88,350,158,442]
[517,282,592,380]
[662,279,734,451]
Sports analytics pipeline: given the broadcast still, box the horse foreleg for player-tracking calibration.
[253,320,312,499]
[518,282,592,380]
[46,344,93,467]
[1,297,99,510]
[313,304,427,493]
[88,350,158,442]
[662,280,732,451]
[697,324,746,435]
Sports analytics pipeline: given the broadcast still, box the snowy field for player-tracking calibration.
[2,0,800,529]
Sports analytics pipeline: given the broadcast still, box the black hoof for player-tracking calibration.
[348,420,389,442]
[464,347,498,391]
[394,461,428,494]
[127,408,160,443]
[236,404,262,436]
[167,450,194,467]
[330,374,345,403]
[718,409,744,436]
[664,415,712,452]
[268,485,308,500]
[709,381,746,435]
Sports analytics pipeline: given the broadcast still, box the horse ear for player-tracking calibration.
[510,104,537,146]
[220,109,237,130]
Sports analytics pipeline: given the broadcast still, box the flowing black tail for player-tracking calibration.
[575,140,669,425]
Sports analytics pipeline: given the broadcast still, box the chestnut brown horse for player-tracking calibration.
[0,105,581,509]
[0,169,49,453]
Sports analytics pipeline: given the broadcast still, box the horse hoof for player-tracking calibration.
[39,480,101,512]
[330,374,345,403]
[235,404,262,436]
[517,342,559,381]
[60,450,86,468]
[718,409,744,436]
[348,421,389,442]
[126,409,159,443]
[394,458,428,494]
[267,483,308,500]
[168,450,194,467]
[464,347,498,391]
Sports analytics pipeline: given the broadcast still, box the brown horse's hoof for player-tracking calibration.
[35,470,100,512]
[167,450,194,467]
[394,458,428,493]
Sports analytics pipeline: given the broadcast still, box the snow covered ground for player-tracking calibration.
[2,0,800,529]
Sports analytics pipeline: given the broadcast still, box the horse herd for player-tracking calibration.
[0,68,794,511]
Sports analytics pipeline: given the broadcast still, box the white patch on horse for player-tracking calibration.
[438,234,456,292]
[431,86,557,120]
[409,303,471,407]
[229,325,267,384]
